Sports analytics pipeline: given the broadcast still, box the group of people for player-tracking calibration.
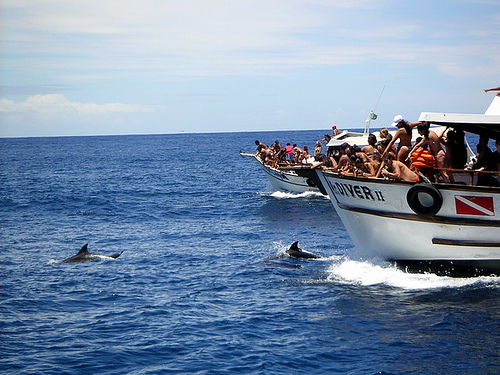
[254,140,317,168]
[253,125,341,169]
[254,117,500,186]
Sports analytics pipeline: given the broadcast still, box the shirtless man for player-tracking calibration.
[409,123,450,182]
[381,154,419,182]
[332,125,342,136]
[254,140,268,157]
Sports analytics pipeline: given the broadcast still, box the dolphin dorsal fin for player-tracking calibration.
[290,241,299,250]
[77,243,89,254]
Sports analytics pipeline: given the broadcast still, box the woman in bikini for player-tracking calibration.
[362,133,381,173]
[381,116,414,165]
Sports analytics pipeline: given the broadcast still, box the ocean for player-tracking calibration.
[1,130,500,375]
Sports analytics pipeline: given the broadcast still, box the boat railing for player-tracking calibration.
[250,151,499,187]
[433,168,500,186]
[318,165,499,187]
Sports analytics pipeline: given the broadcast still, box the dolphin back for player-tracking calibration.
[76,243,89,254]
[61,243,122,263]
[286,241,320,259]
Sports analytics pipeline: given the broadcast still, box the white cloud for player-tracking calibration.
[4,0,497,81]
[2,0,498,138]
[0,94,156,114]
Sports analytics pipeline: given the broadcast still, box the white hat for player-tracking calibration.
[391,115,404,127]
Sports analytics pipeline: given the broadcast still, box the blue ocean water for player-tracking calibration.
[1,130,500,375]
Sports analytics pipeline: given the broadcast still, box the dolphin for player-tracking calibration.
[61,243,123,264]
[285,241,321,259]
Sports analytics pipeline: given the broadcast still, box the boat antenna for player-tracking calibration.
[364,85,385,135]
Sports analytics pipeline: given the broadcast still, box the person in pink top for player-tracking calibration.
[285,143,294,162]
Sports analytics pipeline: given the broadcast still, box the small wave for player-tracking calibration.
[326,258,500,290]
[269,191,327,199]
[95,255,119,261]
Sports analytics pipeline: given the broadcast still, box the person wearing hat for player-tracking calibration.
[390,115,404,127]
[381,115,421,164]
[332,125,341,136]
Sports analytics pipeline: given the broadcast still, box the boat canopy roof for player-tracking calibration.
[418,94,500,140]
[418,112,500,140]
[325,131,366,147]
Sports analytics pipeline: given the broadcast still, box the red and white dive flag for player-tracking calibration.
[455,195,495,216]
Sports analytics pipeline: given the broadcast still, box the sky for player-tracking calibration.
[1,0,499,137]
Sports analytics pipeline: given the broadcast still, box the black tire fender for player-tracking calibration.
[306,178,316,187]
[406,184,443,216]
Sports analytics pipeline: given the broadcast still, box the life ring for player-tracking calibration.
[406,184,442,216]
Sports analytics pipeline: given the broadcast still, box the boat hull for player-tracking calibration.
[241,153,321,194]
[259,162,320,194]
[392,259,500,277]
[316,171,500,276]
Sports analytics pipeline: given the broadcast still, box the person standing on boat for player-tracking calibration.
[490,139,500,185]
[293,144,303,163]
[379,128,392,143]
[492,139,500,170]
[319,133,333,157]
[381,115,420,165]
[362,133,382,173]
[376,128,393,155]
[469,136,496,186]
[332,125,341,136]
[441,129,467,169]
[271,140,285,162]
[271,140,282,154]
[255,140,267,155]
[299,145,312,164]
[314,141,323,155]
[476,139,500,187]
[409,123,450,183]
[285,143,294,162]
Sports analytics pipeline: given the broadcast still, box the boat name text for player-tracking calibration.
[332,182,385,201]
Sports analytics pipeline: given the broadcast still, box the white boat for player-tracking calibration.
[241,124,455,195]
[239,110,385,194]
[241,112,470,195]
[239,152,325,194]
[315,92,500,276]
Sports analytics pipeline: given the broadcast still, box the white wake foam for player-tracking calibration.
[326,258,500,290]
[269,191,327,199]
